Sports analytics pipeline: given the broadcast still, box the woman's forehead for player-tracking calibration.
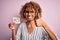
[25,7,35,12]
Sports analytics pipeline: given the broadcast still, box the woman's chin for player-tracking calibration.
[27,20,31,21]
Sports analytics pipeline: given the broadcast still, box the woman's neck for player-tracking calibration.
[26,20,36,28]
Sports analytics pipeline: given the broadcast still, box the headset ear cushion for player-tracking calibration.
[23,13,26,18]
[35,11,38,18]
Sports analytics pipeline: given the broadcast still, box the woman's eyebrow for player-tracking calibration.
[25,10,35,13]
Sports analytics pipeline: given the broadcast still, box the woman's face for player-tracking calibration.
[25,8,35,21]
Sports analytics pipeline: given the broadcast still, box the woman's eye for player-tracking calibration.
[25,11,35,13]
[30,11,33,13]
[25,11,29,13]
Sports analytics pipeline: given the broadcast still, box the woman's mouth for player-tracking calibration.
[28,16,32,19]
[27,16,32,20]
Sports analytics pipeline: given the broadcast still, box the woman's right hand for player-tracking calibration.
[8,22,15,30]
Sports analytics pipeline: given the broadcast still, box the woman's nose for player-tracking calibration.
[28,13,31,15]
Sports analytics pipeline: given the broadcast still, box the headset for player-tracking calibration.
[35,10,38,19]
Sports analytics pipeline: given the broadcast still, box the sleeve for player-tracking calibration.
[41,27,51,40]
[16,24,22,40]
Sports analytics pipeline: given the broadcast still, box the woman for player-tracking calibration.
[9,1,57,40]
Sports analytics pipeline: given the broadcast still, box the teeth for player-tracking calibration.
[28,17,32,18]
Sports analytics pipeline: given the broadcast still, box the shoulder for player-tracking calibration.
[20,22,26,25]
[37,27,47,33]
[36,18,50,30]
[18,22,26,28]
[36,18,46,26]
[37,27,46,31]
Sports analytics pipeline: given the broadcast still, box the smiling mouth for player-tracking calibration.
[28,16,32,19]
[26,16,32,20]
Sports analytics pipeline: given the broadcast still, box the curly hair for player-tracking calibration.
[19,1,42,19]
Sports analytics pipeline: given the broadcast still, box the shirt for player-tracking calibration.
[16,22,51,40]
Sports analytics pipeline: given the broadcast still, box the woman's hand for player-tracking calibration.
[8,22,15,30]
[9,22,16,40]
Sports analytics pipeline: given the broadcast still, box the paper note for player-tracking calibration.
[13,17,20,24]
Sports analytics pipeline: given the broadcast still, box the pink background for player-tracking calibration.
[0,0,60,40]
